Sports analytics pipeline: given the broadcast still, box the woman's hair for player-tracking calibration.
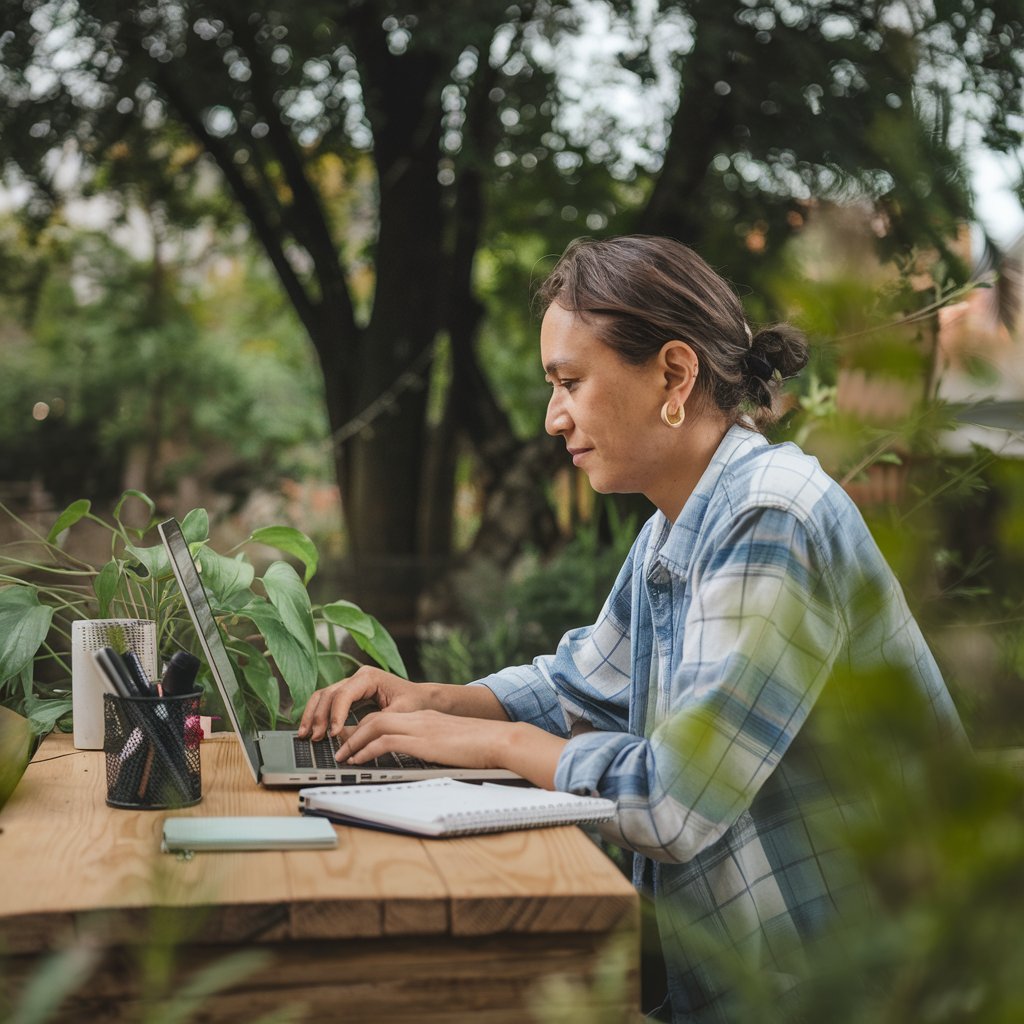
[536,235,809,427]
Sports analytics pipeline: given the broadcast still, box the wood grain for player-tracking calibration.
[2,934,642,1023]
[0,732,639,1020]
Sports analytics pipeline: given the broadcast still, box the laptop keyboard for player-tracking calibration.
[292,734,429,771]
[292,699,432,771]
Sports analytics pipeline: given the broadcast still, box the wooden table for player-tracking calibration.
[0,733,639,1022]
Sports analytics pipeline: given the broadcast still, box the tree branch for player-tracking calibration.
[225,12,359,348]
[154,69,323,349]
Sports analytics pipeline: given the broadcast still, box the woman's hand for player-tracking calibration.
[334,709,567,790]
[298,668,512,741]
[297,666,433,741]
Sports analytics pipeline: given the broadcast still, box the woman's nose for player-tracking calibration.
[545,392,570,436]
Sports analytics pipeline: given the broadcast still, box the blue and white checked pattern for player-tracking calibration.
[473,424,966,1022]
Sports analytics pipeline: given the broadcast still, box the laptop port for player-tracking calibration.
[324,774,336,781]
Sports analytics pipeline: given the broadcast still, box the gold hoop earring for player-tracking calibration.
[660,401,684,428]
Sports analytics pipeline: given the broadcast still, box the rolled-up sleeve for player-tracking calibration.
[470,528,644,737]
[470,663,569,735]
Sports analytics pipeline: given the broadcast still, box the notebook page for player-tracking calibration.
[298,778,616,837]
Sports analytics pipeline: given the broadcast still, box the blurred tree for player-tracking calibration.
[0,219,328,508]
[0,1,586,625]
[633,0,1024,289]
[0,0,1020,626]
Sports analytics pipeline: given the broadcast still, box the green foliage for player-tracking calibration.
[758,223,1024,752]
[0,921,302,1024]
[419,502,638,683]
[677,667,1024,1024]
[638,0,1022,278]
[0,220,331,506]
[0,491,406,738]
[0,706,33,812]
[1,0,1020,588]
[527,931,638,1023]
[3,939,104,1024]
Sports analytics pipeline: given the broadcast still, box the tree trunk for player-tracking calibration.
[332,38,447,637]
[637,6,737,242]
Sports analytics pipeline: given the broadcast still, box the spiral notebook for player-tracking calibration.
[298,778,616,837]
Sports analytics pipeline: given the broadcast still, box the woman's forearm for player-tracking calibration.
[494,721,567,790]
[422,681,511,721]
[415,684,567,789]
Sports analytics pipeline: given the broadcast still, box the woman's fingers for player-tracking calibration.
[299,670,437,742]
[334,709,415,762]
[334,710,492,768]
[296,687,325,738]
[331,710,564,791]
[298,680,363,739]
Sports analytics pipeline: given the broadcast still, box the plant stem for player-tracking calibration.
[317,650,363,669]
[40,642,71,678]
[834,277,991,344]
[838,433,902,488]
[0,559,97,577]
[0,501,95,570]
[900,450,997,523]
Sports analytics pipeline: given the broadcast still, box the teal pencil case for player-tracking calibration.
[162,815,338,852]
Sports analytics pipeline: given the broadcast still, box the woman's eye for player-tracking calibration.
[557,379,578,392]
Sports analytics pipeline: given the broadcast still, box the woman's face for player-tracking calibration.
[541,302,672,499]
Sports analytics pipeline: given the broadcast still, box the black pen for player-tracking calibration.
[93,647,137,699]
[160,651,200,696]
[123,649,155,697]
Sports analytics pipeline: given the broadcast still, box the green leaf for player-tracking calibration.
[369,616,407,678]
[237,598,317,710]
[147,950,271,1024]
[351,616,408,678]
[24,696,73,736]
[953,400,1024,431]
[13,660,33,703]
[316,640,361,687]
[46,499,91,545]
[8,938,101,1024]
[181,508,210,543]
[261,562,315,648]
[104,623,128,655]
[123,541,172,581]
[197,548,255,606]
[321,600,375,637]
[0,588,54,685]
[320,601,406,677]
[232,639,279,727]
[93,561,120,618]
[249,526,319,584]
[113,490,156,538]
[0,706,34,811]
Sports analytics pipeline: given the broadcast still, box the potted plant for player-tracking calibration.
[0,490,405,740]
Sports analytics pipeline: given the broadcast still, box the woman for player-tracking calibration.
[299,235,965,1022]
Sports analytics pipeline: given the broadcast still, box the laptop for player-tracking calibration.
[158,517,519,787]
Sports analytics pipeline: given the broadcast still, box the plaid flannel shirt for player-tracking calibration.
[473,424,965,1022]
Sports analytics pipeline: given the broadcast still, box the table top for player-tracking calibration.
[0,733,637,954]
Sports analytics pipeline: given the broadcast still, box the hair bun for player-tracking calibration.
[748,325,809,380]
[743,350,774,382]
[739,323,809,414]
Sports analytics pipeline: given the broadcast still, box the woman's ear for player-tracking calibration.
[659,341,699,403]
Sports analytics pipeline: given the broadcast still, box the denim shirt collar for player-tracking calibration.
[650,422,769,579]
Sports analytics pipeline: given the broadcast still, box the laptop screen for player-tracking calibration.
[158,517,262,782]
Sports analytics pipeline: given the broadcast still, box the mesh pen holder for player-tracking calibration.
[103,693,202,810]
